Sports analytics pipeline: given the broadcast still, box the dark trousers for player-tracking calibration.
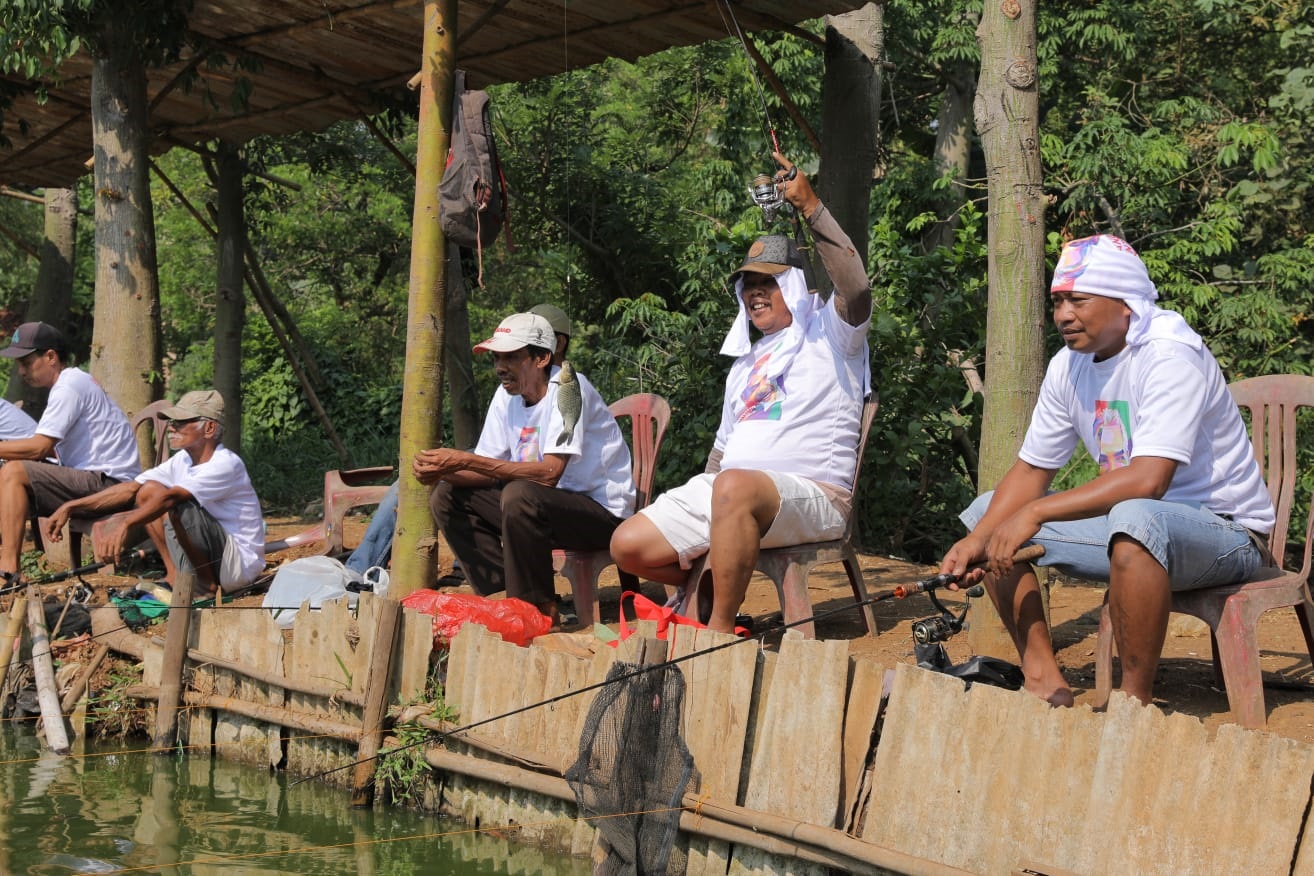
[429,480,622,608]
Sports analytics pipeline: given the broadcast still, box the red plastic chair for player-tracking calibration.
[553,393,671,627]
[675,395,881,638]
[264,466,395,555]
[1093,374,1314,727]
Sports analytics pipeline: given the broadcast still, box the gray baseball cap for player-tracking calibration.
[728,235,804,283]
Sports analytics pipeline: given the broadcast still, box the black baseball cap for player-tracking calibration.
[0,322,66,358]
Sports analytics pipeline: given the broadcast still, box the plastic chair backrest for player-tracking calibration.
[840,395,880,542]
[1229,374,1314,575]
[131,399,174,469]
[607,393,671,513]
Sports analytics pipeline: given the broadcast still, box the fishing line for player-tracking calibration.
[713,0,780,155]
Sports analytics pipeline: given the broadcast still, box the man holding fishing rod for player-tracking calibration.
[938,235,1273,708]
[610,152,871,635]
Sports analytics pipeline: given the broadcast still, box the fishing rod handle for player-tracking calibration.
[894,544,1048,598]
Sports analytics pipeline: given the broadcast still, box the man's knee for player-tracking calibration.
[500,479,549,520]
[710,469,777,530]
[428,481,455,527]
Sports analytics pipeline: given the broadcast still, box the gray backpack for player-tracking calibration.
[440,70,508,251]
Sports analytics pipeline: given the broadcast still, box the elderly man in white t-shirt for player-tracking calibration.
[0,322,140,584]
[413,312,635,625]
[610,153,872,634]
[45,389,265,597]
[938,235,1274,708]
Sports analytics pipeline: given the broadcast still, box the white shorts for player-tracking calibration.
[638,471,847,569]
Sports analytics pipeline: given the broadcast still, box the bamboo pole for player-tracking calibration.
[127,685,363,742]
[352,597,402,806]
[60,643,108,714]
[153,568,196,751]
[0,595,27,694]
[26,587,70,755]
[146,635,365,706]
[392,0,456,598]
[422,746,970,876]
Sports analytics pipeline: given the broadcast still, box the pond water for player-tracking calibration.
[0,723,589,875]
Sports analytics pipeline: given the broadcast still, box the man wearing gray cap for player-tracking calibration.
[0,322,140,584]
[45,389,265,597]
[414,311,634,624]
[610,152,873,634]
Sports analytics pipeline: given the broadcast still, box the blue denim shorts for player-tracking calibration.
[960,492,1264,591]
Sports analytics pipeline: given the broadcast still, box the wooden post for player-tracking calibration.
[352,597,402,806]
[153,569,197,751]
[60,644,109,714]
[26,586,70,755]
[0,595,28,694]
[392,0,457,598]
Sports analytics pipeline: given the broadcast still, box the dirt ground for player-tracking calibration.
[45,512,1314,747]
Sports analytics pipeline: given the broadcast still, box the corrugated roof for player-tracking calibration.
[0,0,865,187]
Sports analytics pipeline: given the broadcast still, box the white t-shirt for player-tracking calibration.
[1020,339,1274,532]
[715,297,870,490]
[137,445,266,583]
[37,367,141,482]
[475,367,635,518]
[0,400,36,441]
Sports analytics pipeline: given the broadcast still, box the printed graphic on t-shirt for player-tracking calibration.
[1093,399,1132,471]
[514,426,542,462]
[738,349,785,422]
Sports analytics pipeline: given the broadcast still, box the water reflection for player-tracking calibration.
[0,724,589,875]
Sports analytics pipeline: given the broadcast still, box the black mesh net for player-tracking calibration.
[565,661,698,875]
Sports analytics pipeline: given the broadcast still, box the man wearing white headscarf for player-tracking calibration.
[611,152,872,634]
[939,234,1273,708]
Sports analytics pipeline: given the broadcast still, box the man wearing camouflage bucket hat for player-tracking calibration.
[45,389,265,597]
[611,152,873,634]
[938,235,1273,709]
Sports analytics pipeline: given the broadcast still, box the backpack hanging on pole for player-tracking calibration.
[439,70,510,283]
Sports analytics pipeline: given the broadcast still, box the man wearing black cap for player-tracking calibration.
[611,153,872,634]
[0,322,140,583]
[45,389,265,597]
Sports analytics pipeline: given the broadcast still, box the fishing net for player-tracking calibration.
[565,661,698,875]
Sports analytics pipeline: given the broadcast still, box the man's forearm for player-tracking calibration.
[805,202,871,325]
[59,481,139,518]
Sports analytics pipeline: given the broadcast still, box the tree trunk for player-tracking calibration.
[967,0,1048,657]
[445,243,480,450]
[920,62,977,256]
[213,143,246,451]
[818,4,884,269]
[7,187,77,413]
[88,34,162,421]
[391,0,456,599]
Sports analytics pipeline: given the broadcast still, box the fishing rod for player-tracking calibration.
[291,545,1048,787]
[0,549,154,599]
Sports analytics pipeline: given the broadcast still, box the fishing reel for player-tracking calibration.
[748,166,796,224]
[910,584,972,647]
[901,576,1025,691]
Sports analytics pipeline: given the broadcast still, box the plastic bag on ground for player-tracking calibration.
[263,556,361,628]
[400,590,551,648]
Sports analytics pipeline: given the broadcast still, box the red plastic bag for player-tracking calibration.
[607,591,745,647]
[400,590,552,648]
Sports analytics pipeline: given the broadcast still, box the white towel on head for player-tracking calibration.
[1051,234,1201,350]
[719,266,816,366]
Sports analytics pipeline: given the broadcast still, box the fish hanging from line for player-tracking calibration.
[556,360,581,445]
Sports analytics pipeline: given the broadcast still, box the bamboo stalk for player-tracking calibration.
[60,643,108,714]
[353,597,402,806]
[0,595,28,694]
[153,569,196,751]
[147,635,364,706]
[26,587,70,755]
[423,746,969,876]
[126,685,363,742]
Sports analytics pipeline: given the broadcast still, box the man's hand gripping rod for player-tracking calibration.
[893,544,1047,599]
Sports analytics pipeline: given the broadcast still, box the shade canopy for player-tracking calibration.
[0,0,867,188]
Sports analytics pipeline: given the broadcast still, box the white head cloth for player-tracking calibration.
[1051,234,1201,350]
[719,266,817,372]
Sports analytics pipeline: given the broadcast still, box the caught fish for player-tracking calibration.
[556,360,581,445]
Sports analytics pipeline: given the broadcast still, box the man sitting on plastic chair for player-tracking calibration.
[937,235,1273,708]
[414,311,634,626]
[44,390,265,599]
[610,153,872,635]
